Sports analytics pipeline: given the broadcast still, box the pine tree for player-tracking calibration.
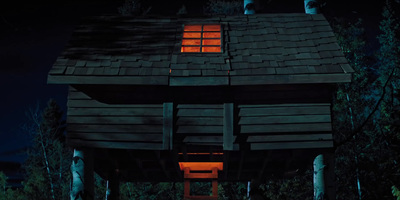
[22,99,72,200]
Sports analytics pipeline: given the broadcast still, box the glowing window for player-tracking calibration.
[181,24,222,53]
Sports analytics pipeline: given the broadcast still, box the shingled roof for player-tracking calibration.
[48,13,353,86]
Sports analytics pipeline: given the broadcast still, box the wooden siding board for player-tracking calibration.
[67,132,163,142]
[251,141,333,150]
[67,139,164,150]
[239,106,330,116]
[68,100,165,108]
[68,107,163,116]
[176,117,223,126]
[247,134,332,142]
[176,126,223,134]
[177,109,223,117]
[239,115,331,125]
[48,75,169,85]
[183,136,223,143]
[67,124,163,133]
[67,116,163,125]
[240,123,332,133]
[169,77,229,86]
[230,74,352,85]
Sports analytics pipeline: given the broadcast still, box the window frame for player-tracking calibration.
[180,24,223,53]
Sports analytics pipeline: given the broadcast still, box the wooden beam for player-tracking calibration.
[67,132,163,142]
[163,102,174,150]
[67,139,164,150]
[169,76,229,86]
[230,73,352,85]
[223,103,234,150]
[247,134,333,142]
[251,141,334,150]
[48,75,169,85]
[240,123,332,133]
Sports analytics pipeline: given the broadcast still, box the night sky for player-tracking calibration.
[0,0,386,166]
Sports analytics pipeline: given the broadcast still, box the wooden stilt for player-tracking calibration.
[70,148,94,200]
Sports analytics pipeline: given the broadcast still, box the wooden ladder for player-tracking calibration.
[179,162,223,200]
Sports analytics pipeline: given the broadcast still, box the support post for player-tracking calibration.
[70,148,94,200]
[313,154,325,200]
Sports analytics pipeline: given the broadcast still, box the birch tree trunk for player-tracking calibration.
[244,0,255,14]
[304,0,320,14]
[71,149,85,200]
[314,154,325,200]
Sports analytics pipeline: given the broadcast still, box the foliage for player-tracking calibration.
[204,0,243,15]
[118,0,152,16]
[0,171,24,200]
[22,99,71,200]
[259,171,313,200]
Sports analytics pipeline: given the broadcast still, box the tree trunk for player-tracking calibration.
[244,0,255,14]
[71,149,85,200]
[304,0,320,14]
[38,129,56,200]
[314,154,325,200]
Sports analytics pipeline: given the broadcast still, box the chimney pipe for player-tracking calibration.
[244,0,255,14]
[304,0,320,14]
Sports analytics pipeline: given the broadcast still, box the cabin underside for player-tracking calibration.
[91,147,332,182]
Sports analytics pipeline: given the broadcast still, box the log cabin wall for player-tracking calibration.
[67,86,165,150]
[66,84,334,152]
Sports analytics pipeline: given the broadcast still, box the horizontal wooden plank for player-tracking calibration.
[184,136,222,143]
[177,104,223,109]
[176,126,223,134]
[237,103,330,108]
[68,107,163,116]
[48,75,169,85]
[177,117,223,126]
[68,132,163,142]
[230,74,351,85]
[170,76,229,86]
[67,124,162,133]
[239,106,330,116]
[177,109,223,117]
[251,141,333,150]
[240,123,332,133]
[67,139,164,150]
[239,115,331,125]
[67,116,163,125]
[247,134,332,142]
[68,99,163,108]
[183,136,237,143]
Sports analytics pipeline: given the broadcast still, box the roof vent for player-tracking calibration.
[304,0,320,14]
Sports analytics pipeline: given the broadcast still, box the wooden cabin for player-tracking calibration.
[48,13,352,199]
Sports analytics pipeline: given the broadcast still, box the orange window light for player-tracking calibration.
[181,24,221,53]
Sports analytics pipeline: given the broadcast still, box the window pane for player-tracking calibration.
[184,25,202,31]
[202,39,221,45]
[183,32,201,38]
[203,25,221,31]
[202,46,221,52]
[182,39,201,45]
[203,32,220,38]
[181,46,201,52]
